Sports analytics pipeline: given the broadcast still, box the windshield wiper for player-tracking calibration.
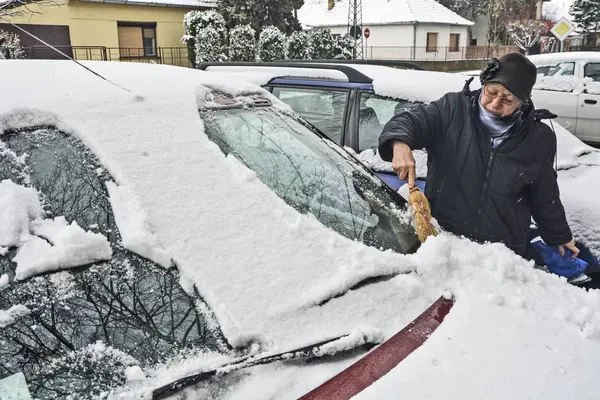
[152,332,379,399]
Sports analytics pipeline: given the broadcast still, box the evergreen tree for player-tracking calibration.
[287,31,310,59]
[570,0,600,37]
[333,34,354,59]
[258,26,286,62]
[309,27,334,59]
[229,24,256,61]
[183,10,228,67]
[0,30,25,59]
[195,26,228,64]
[218,0,304,37]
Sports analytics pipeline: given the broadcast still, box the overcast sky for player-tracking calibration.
[543,0,574,20]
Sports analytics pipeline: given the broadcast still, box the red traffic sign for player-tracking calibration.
[364,28,370,39]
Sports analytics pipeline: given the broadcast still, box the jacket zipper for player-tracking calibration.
[474,139,494,235]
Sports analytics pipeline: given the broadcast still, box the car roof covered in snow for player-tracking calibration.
[2,60,600,400]
[528,52,600,66]
[201,62,481,103]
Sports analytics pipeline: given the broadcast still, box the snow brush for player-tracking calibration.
[407,186,438,243]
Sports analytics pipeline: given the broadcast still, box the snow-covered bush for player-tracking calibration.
[287,30,310,60]
[183,10,227,66]
[0,30,25,60]
[309,27,334,59]
[333,34,355,59]
[229,24,256,61]
[258,26,286,62]
[195,26,228,64]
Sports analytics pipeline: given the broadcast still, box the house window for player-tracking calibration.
[426,33,438,53]
[117,22,157,57]
[449,33,460,52]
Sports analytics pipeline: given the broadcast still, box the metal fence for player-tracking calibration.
[22,46,191,68]
[363,45,520,61]
[22,44,519,65]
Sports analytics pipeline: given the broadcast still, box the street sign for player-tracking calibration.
[364,28,370,39]
[550,17,575,41]
[349,25,362,40]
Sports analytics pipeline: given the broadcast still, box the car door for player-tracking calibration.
[531,87,580,135]
[355,91,419,152]
[576,62,600,143]
[269,85,350,146]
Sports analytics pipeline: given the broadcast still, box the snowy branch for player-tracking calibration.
[507,19,545,54]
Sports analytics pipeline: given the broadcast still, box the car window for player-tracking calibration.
[548,62,575,77]
[271,86,348,144]
[0,128,220,399]
[358,92,418,151]
[584,62,600,82]
[201,107,417,255]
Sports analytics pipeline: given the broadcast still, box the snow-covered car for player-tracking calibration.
[2,60,600,400]
[526,52,600,144]
[529,52,600,80]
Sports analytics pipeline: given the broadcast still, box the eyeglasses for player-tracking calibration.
[483,86,520,107]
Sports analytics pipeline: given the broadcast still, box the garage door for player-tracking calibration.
[0,23,72,59]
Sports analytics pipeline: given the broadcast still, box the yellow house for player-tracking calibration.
[0,0,214,66]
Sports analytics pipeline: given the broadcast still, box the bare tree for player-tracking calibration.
[0,0,57,18]
[507,19,546,54]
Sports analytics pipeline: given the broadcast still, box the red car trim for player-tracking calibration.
[298,296,453,400]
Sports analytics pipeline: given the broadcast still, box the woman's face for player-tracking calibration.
[480,83,522,117]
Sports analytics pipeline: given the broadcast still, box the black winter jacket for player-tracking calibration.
[379,84,572,257]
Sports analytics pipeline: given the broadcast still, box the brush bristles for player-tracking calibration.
[408,187,438,243]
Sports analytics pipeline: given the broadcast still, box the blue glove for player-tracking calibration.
[530,237,589,281]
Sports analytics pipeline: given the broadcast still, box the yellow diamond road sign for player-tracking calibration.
[551,17,576,41]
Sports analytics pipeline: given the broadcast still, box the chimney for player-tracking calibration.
[328,0,335,10]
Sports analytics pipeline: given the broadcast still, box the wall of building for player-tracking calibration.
[329,24,414,47]
[5,0,199,49]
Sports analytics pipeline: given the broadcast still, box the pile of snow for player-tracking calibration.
[533,75,600,93]
[106,181,172,268]
[0,304,30,328]
[1,60,600,400]
[14,217,112,280]
[0,180,42,248]
[0,179,112,281]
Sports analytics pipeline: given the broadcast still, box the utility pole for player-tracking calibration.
[347,0,363,59]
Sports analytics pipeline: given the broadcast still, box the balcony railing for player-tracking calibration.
[22,46,191,68]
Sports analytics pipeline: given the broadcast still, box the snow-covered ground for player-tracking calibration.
[1,60,600,399]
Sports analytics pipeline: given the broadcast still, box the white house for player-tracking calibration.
[297,0,474,60]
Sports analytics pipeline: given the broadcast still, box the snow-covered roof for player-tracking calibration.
[205,63,480,103]
[79,0,215,8]
[298,0,473,28]
[2,60,600,399]
[528,52,600,66]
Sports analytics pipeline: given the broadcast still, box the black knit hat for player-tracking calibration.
[480,52,538,101]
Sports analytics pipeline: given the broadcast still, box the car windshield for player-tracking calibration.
[201,106,418,254]
[0,128,223,399]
